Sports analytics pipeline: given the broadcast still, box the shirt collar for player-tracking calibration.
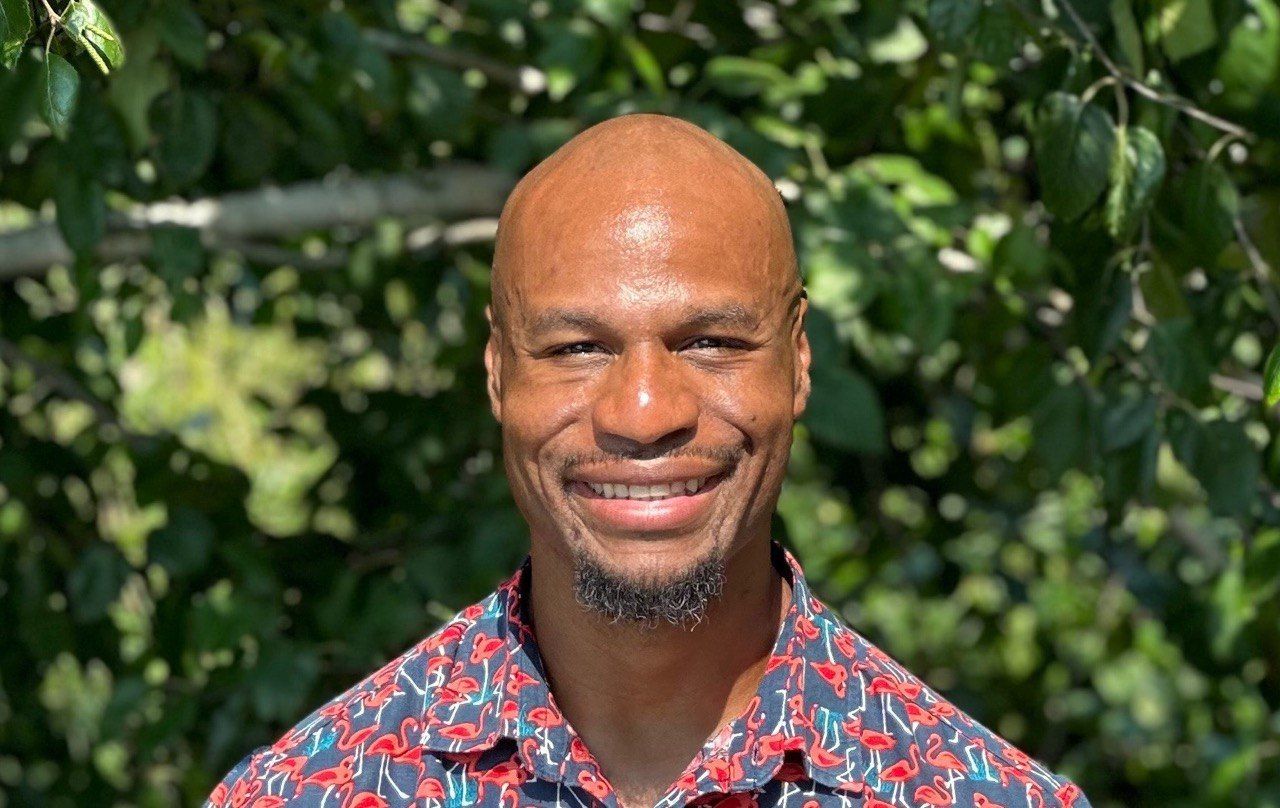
[418,540,865,798]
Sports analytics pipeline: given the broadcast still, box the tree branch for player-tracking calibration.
[363,30,547,94]
[1234,213,1280,331]
[1056,0,1253,140]
[222,217,500,270]
[1210,373,1263,401]
[0,165,513,278]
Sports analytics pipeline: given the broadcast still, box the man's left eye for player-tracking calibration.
[685,337,737,350]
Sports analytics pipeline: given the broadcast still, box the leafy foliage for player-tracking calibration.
[2,0,1280,805]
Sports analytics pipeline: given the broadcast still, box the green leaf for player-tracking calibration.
[583,0,634,30]
[150,224,204,286]
[994,224,1050,285]
[1102,393,1158,452]
[1157,0,1217,62]
[804,365,885,453]
[1175,162,1239,262]
[705,56,792,98]
[1264,343,1280,407]
[149,90,216,187]
[1105,126,1166,240]
[148,506,213,578]
[1138,255,1189,319]
[280,86,344,171]
[927,0,981,50]
[1216,0,1280,109]
[53,170,106,253]
[1034,93,1116,221]
[62,0,125,73]
[1080,264,1133,360]
[1149,318,1212,400]
[218,94,282,184]
[973,3,1023,65]
[67,545,129,622]
[1110,0,1145,73]
[622,35,664,96]
[868,16,929,63]
[1,0,33,69]
[1173,419,1260,516]
[63,93,129,185]
[158,0,207,69]
[39,52,79,139]
[104,24,169,150]
[534,18,602,101]
[405,65,474,140]
[801,307,884,453]
[1033,383,1091,475]
[318,10,361,67]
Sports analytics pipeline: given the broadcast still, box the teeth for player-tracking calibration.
[585,477,708,500]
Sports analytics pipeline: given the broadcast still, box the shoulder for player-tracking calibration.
[203,590,501,807]
[809,601,1092,807]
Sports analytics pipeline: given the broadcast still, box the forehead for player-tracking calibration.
[499,191,786,326]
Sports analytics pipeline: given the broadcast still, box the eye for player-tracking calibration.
[684,336,743,351]
[551,342,603,356]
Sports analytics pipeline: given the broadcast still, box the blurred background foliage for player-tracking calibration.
[1,0,1279,804]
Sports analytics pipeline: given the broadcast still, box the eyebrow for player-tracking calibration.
[525,304,761,339]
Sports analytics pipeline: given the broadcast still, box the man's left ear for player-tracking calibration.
[792,292,812,419]
[483,303,503,423]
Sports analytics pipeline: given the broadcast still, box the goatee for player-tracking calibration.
[571,542,726,630]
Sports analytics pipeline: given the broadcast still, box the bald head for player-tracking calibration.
[491,114,800,327]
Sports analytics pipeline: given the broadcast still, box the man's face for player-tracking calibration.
[486,180,809,621]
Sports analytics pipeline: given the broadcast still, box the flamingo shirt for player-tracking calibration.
[206,541,1090,808]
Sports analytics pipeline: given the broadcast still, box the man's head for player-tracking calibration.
[485,113,810,628]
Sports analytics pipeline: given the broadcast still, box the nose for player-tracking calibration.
[591,344,699,454]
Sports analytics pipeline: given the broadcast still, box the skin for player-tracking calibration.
[484,114,812,808]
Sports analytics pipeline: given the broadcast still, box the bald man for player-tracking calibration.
[207,114,1090,808]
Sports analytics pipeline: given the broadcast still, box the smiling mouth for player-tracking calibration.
[567,472,728,501]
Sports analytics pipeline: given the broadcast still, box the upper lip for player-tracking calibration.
[565,459,731,486]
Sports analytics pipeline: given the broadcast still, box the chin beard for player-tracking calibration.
[570,539,726,630]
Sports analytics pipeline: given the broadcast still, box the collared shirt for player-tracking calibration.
[207,541,1090,808]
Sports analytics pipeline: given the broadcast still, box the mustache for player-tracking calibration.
[556,445,745,476]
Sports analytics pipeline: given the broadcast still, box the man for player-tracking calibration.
[207,114,1089,808]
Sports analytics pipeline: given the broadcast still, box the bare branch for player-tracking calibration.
[1233,214,1280,331]
[1211,373,1263,401]
[637,11,715,46]
[38,0,60,25]
[1057,0,1253,141]
[363,30,546,94]
[222,217,500,270]
[0,165,513,278]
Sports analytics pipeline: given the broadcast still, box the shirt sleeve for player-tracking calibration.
[203,746,266,808]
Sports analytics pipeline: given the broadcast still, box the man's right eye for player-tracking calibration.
[552,342,601,356]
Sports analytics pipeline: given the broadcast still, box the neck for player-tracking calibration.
[525,535,791,790]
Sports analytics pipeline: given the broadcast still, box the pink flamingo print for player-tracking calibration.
[913,775,954,806]
[925,733,969,774]
[878,742,921,803]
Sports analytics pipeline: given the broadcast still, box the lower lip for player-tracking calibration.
[567,475,726,534]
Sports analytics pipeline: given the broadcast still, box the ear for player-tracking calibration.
[484,303,503,423]
[792,292,812,420]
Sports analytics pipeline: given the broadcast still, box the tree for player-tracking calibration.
[1,0,1279,804]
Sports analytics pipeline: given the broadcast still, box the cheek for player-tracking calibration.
[501,369,593,460]
[701,364,796,437]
